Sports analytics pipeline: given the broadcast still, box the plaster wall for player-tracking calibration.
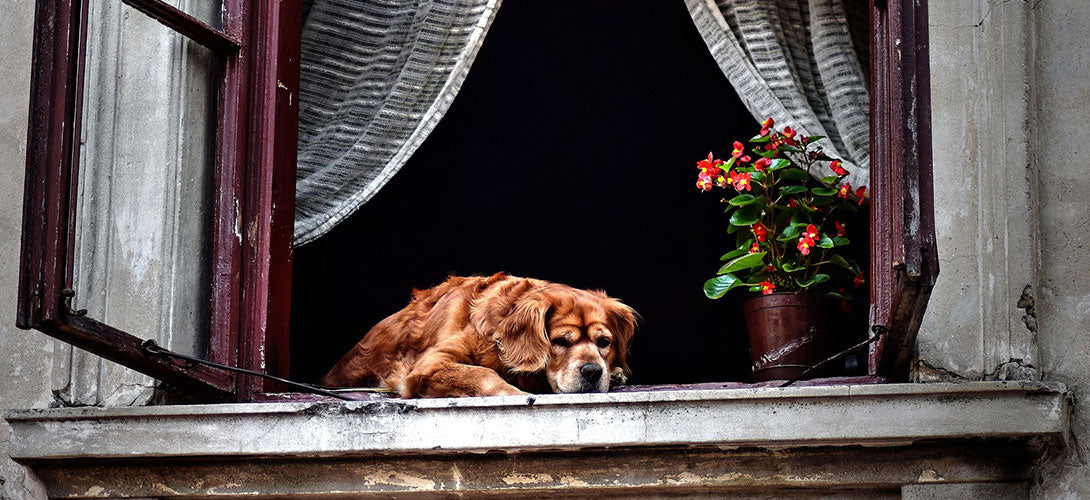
[0,0,52,497]
[924,0,1090,496]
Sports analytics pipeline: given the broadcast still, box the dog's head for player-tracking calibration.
[480,282,637,393]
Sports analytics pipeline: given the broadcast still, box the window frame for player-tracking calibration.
[16,0,935,402]
[16,0,300,401]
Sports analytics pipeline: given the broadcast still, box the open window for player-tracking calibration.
[16,0,936,402]
[16,0,299,401]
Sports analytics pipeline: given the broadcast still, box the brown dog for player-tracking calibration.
[318,273,636,398]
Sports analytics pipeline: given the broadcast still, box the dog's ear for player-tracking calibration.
[492,293,552,373]
[604,299,638,380]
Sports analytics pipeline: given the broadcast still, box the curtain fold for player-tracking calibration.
[686,0,870,189]
[294,0,501,245]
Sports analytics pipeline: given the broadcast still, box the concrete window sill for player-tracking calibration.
[5,381,1070,498]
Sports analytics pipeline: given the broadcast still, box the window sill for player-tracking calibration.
[5,381,1070,497]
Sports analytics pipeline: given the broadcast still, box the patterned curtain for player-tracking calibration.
[686,0,870,189]
[294,0,501,245]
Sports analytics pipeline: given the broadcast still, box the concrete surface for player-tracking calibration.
[0,0,53,497]
[5,382,1067,497]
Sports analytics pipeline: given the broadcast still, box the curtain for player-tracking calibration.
[294,0,501,245]
[686,0,870,189]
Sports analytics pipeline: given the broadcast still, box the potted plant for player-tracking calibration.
[695,117,867,382]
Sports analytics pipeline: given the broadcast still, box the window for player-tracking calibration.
[16,0,936,402]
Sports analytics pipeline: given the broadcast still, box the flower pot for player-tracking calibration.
[743,292,838,382]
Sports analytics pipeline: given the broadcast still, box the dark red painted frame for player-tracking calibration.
[16,0,300,401]
[867,0,940,379]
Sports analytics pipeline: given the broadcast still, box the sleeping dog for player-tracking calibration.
[319,273,637,398]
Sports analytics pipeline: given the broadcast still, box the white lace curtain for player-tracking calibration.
[686,0,871,189]
[294,0,501,245]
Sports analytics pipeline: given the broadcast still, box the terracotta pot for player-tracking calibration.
[743,292,837,382]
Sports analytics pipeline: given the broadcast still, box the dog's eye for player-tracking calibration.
[597,338,611,348]
[552,337,571,348]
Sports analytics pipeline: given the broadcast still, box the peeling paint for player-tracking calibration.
[917,469,945,482]
[361,470,436,490]
[502,473,554,485]
[558,475,589,487]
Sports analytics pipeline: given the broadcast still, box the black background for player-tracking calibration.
[291,0,763,384]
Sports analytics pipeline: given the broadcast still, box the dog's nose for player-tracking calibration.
[580,363,603,383]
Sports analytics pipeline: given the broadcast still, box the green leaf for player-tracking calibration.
[811,187,838,196]
[829,253,853,270]
[751,171,766,183]
[779,224,802,241]
[806,135,826,143]
[758,149,778,159]
[824,291,850,300]
[727,223,741,234]
[728,194,756,206]
[718,252,767,275]
[729,194,766,207]
[768,158,791,171]
[797,273,831,288]
[814,153,835,161]
[780,144,801,152]
[781,262,804,272]
[817,236,834,249]
[749,134,771,143]
[724,157,736,169]
[778,168,810,182]
[832,236,851,247]
[704,274,743,299]
[729,206,762,226]
[820,175,840,185]
[811,196,833,207]
[720,240,754,261]
[748,285,765,292]
[779,185,807,195]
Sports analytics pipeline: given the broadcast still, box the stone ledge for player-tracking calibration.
[4,381,1070,498]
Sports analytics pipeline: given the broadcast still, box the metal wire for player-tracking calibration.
[778,325,889,387]
[139,339,394,400]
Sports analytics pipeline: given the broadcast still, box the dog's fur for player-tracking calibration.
[318,273,636,398]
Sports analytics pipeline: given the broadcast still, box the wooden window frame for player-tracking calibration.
[16,0,936,402]
[16,0,299,401]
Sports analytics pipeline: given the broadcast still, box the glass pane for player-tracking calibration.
[71,0,220,360]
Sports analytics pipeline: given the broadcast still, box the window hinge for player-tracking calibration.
[60,288,87,317]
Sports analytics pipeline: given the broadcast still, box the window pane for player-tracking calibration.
[71,0,220,360]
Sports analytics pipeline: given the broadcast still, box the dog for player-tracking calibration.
[318,273,637,398]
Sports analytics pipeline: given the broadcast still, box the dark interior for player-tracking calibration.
[290,0,866,385]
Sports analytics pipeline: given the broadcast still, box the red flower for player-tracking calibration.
[829,160,848,176]
[730,171,752,192]
[749,241,760,253]
[759,280,775,295]
[834,220,847,237]
[752,222,768,242]
[787,198,798,208]
[696,175,713,192]
[731,141,745,158]
[754,157,772,172]
[855,186,867,206]
[837,182,852,200]
[783,126,797,146]
[697,152,724,178]
[802,224,819,240]
[853,272,865,288]
[760,117,775,137]
[797,235,815,256]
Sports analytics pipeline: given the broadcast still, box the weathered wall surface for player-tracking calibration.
[0,1,52,497]
[924,0,1090,497]
[1026,0,1090,496]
